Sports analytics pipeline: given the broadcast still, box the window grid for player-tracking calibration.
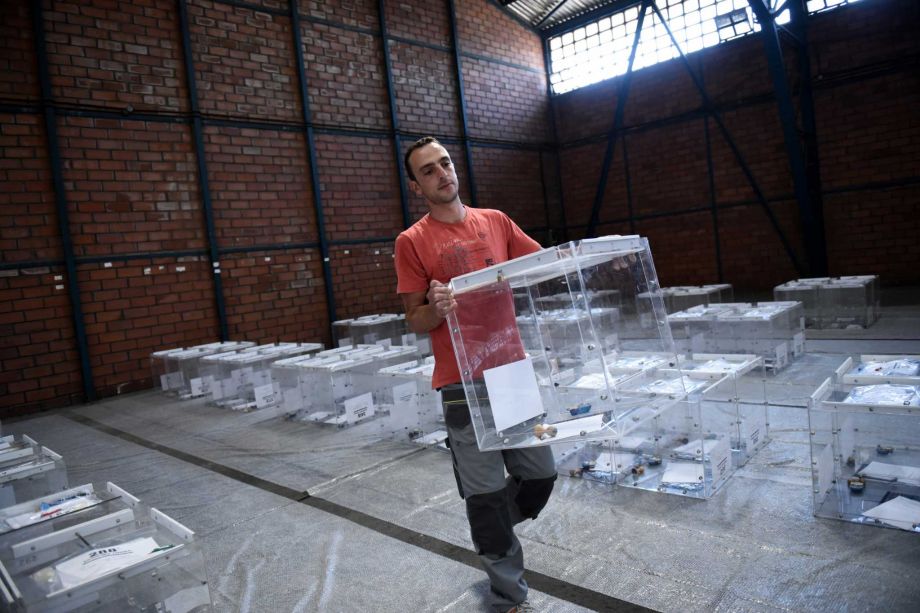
[549,0,861,94]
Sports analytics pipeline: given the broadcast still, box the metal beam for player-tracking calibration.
[29,0,95,402]
[749,0,826,275]
[535,0,571,29]
[290,2,339,326]
[649,0,805,275]
[177,0,229,341]
[377,0,412,229]
[542,36,568,242]
[586,0,649,238]
[447,0,479,207]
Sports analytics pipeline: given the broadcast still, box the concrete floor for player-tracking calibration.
[10,300,920,612]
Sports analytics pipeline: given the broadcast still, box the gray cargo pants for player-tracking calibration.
[441,384,557,612]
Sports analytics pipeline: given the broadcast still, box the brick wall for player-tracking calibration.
[0,0,550,415]
[555,0,919,289]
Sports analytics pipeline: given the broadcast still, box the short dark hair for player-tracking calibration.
[404,136,441,182]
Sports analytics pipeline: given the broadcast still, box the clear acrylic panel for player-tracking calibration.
[0,436,68,508]
[447,236,685,451]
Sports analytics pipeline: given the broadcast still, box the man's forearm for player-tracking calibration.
[406,303,445,334]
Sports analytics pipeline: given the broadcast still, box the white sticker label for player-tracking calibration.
[393,381,416,408]
[710,438,732,484]
[344,392,375,424]
[160,372,183,391]
[189,377,204,397]
[254,383,277,408]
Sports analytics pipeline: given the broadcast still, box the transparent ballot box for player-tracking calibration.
[150,341,255,397]
[774,276,879,329]
[0,436,68,509]
[207,343,322,410]
[293,355,380,427]
[670,353,769,468]
[808,376,920,532]
[0,485,212,612]
[375,360,446,446]
[839,355,920,385]
[669,302,804,371]
[332,318,355,347]
[0,483,128,537]
[447,235,683,452]
[660,284,733,313]
[348,314,406,348]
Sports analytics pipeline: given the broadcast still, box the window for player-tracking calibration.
[548,0,862,94]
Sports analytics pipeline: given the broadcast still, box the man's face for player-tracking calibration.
[407,143,459,206]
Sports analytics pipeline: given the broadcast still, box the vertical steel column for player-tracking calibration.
[377,0,411,229]
[700,60,723,282]
[30,0,95,402]
[446,0,479,207]
[749,0,826,276]
[621,135,637,235]
[290,4,338,325]
[788,0,827,275]
[177,0,229,340]
[586,0,649,238]
[649,0,804,274]
[542,37,568,243]
[704,116,724,282]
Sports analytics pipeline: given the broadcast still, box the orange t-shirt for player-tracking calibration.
[394,207,541,389]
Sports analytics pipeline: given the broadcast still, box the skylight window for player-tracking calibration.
[548,0,861,95]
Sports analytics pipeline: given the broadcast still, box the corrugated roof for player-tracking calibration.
[500,0,623,32]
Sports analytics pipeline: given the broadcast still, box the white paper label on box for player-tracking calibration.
[710,438,731,483]
[160,372,183,391]
[344,392,375,424]
[483,358,544,433]
[254,383,277,408]
[189,377,205,397]
[283,388,301,411]
[393,381,416,412]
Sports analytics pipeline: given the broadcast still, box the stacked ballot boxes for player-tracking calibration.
[206,343,322,411]
[774,276,879,329]
[0,482,212,612]
[375,359,446,447]
[669,302,805,371]
[150,341,255,397]
[446,235,681,450]
[0,435,67,509]
[808,358,920,532]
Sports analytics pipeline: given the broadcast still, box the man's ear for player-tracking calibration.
[408,179,422,196]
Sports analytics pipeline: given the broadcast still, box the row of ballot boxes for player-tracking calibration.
[774,275,879,329]
[151,340,449,447]
[668,301,805,371]
[0,434,212,612]
[808,354,920,532]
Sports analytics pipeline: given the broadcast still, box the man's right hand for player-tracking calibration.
[427,280,457,318]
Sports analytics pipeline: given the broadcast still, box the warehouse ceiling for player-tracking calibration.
[498,0,625,32]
